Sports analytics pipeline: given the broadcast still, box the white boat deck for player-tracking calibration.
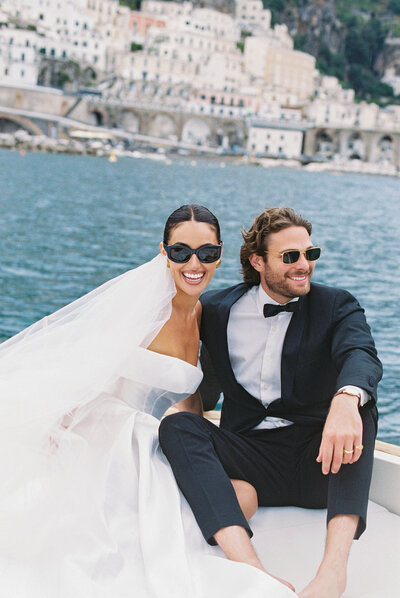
[202,412,400,597]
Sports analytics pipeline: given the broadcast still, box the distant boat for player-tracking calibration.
[109,150,117,163]
[125,150,166,162]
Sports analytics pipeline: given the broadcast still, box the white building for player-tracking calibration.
[247,121,305,158]
[382,66,400,96]
[116,5,244,89]
[0,0,130,75]
[141,1,192,19]
[235,0,271,31]
[307,76,382,129]
[244,32,293,79]
[0,27,39,85]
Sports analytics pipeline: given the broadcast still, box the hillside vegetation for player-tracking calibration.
[262,0,400,104]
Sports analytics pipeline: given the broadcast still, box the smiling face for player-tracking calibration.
[160,220,221,298]
[249,226,316,303]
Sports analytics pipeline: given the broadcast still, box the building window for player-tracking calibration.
[5,68,8,75]
[21,53,25,61]
[265,145,269,152]
[39,13,44,20]
[21,70,24,77]
[50,48,55,56]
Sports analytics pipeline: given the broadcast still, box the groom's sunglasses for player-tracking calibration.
[265,247,321,264]
[163,242,223,264]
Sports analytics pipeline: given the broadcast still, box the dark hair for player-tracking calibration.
[240,207,312,284]
[163,204,221,244]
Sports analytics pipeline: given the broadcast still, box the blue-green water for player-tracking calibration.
[0,149,399,444]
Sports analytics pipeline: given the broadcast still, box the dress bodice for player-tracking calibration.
[107,347,203,420]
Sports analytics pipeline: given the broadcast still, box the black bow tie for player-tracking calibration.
[263,302,299,318]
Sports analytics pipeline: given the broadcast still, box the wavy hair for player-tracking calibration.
[240,207,312,284]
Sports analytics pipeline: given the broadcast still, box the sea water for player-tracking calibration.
[0,149,398,444]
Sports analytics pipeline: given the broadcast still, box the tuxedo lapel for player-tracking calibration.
[281,294,308,399]
[215,284,250,388]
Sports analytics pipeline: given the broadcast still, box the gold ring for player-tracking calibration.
[355,445,363,450]
[343,449,354,455]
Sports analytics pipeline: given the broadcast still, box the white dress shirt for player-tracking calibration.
[227,285,369,430]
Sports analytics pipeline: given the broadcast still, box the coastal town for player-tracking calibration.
[0,0,400,174]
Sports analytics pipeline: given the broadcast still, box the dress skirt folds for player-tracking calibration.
[0,255,294,598]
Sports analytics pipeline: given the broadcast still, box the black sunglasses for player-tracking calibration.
[265,247,321,264]
[163,242,223,264]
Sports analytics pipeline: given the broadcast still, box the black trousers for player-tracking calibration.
[158,407,377,545]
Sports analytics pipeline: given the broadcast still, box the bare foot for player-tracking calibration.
[298,567,346,598]
[267,571,295,593]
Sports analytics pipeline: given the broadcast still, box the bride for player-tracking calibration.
[0,205,295,597]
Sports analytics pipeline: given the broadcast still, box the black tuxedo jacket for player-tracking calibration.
[199,282,382,433]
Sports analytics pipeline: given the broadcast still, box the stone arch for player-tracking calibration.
[82,66,97,85]
[314,129,335,157]
[0,114,43,136]
[87,109,106,127]
[215,120,245,150]
[147,112,177,139]
[371,134,394,165]
[181,117,212,146]
[345,131,366,160]
[117,109,142,133]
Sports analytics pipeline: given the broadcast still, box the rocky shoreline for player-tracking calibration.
[1,129,399,177]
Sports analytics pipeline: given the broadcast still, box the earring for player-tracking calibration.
[166,261,170,269]
[215,259,221,268]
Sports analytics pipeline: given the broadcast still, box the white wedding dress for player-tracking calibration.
[0,255,294,598]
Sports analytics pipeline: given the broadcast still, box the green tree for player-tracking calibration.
[262,0,284,11]
[317,45,346,81]
[130,42,143,52]
[388,0,400,16]
[119,0,141,9]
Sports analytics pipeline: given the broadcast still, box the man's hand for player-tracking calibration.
[317,394,363,475]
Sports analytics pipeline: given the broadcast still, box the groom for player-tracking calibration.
[159,207,382,597]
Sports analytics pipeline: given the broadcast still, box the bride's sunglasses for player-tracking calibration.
[163,242,223,264]
[265,247,321,264]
